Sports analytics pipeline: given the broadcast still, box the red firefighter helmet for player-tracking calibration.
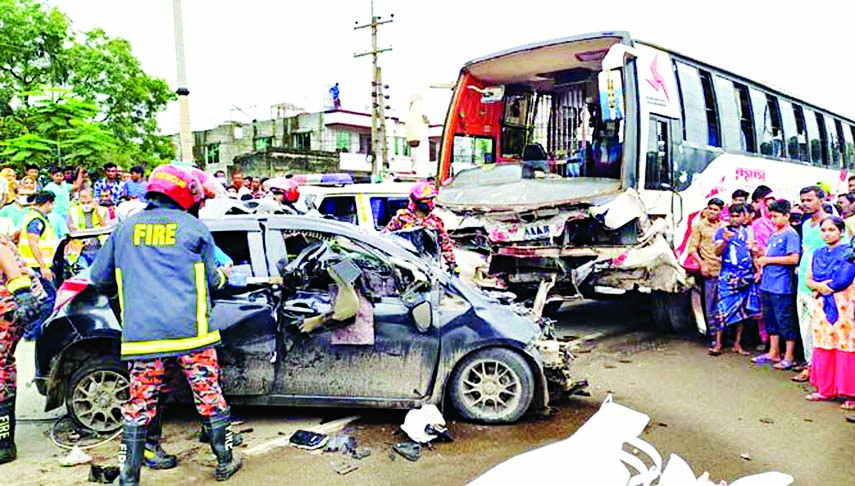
[267,177,300,203]
[146,164,203,210]
[189,167,225,200]
[410,180,438,202]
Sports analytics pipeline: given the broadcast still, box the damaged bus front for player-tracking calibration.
[435,32,691,328]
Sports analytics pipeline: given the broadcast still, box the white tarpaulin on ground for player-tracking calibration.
[469,395,793,486]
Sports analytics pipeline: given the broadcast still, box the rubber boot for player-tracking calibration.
[199,421,243,446]
[205,412,242,481]
[143,410,177,470]
[0,394,16,465]
[118,424,146,486]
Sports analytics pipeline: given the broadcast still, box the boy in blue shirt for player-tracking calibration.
[752,200,801,369]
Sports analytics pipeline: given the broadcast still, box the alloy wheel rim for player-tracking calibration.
[461,359,521,418]
[71,370,129,433]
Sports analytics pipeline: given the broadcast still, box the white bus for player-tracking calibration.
[433,31,855,331]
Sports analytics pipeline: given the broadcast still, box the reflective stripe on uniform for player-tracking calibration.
[195,262,208,337]
[115,268,124,325]
[121,330,221,357]
[18,210,58,268]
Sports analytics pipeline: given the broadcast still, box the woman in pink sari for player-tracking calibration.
[805,216,855,408]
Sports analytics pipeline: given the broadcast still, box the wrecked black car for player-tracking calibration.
[35,216,576,433]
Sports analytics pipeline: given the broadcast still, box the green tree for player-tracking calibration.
[0,89,119,169]
[0,0,175,166]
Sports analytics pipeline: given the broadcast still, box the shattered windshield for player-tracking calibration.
[448,165,523,187]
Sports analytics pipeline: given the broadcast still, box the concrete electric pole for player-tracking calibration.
[173,0,194,164]
[354,0,392,181]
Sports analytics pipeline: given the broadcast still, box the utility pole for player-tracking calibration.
[354,0,392,181]
[173,0,194,164]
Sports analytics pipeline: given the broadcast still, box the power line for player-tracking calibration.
[354,0,392,181]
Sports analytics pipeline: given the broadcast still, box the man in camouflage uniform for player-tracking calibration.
[383,181,457,269]
[90,165,241,485]
[0,235,44,464]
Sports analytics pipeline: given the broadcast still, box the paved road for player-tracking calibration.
[6,300,853,485]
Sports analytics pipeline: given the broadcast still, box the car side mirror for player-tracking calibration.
[411,300,432,333]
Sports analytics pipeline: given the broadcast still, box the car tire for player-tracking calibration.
[651,291,694,334]
[449,347,534,424]
[67,358,129,434]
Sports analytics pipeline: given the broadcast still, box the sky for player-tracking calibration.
[48,0,855,135]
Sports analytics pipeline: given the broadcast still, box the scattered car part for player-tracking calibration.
[289,430,329,450]
[401,404,447,443]
[392,442,421,462]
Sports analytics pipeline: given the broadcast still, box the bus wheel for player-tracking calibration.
[651,291,694,334]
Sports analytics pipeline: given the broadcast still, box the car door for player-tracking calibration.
[209,223,277,396]
[264,220,441,402]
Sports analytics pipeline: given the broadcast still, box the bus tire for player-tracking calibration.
[651,291,694,334]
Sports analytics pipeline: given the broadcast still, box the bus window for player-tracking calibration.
[644,118,672,190]
[808,111,828,166]
[847,125,855,170]
[674,62,707,146]
[713,75,741,152]
[791,104,810,163]
[698,70,721,147]
[829,117,842,168]
[733,83,756,153]
[760,94,785,158]
[452,135,495,174]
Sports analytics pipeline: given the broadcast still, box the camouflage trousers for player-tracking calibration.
[0,311,22,403]
[122,347,228,426]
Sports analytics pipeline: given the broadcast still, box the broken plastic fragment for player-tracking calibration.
[401,404,447,443]
[59,446,92,467]
[392,442,421,462]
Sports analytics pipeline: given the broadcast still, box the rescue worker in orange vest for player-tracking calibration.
[18,191,58,284]
[89,165,241,484]
[0,234,44,464]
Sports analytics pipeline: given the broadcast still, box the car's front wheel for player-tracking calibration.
[449,348,534,424]
[67,358,129,433]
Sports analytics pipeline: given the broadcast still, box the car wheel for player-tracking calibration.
[67,358,129,434]
[449,348,534,424]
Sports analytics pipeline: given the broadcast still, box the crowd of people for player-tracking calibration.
[686,177,855,423]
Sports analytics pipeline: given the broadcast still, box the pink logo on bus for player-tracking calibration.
[647,55,670,102]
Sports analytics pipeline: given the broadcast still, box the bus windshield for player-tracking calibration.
[440,34,630,186]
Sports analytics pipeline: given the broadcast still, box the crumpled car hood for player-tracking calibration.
[438,177,622,212]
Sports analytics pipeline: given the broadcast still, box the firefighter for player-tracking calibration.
[383,180,457,270]
[89,165,241,484]
[0,235,44,464]
[261,178,302,214]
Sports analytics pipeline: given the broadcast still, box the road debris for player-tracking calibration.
[59,446,92,467]
[391,442,421,462]
[289,430,329,450]
[246,416,360,457]
[88,464,119,483]
[329,458,359,475]
[401,405,451,443]
[759,418,775,425]
[740,453,753,461]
